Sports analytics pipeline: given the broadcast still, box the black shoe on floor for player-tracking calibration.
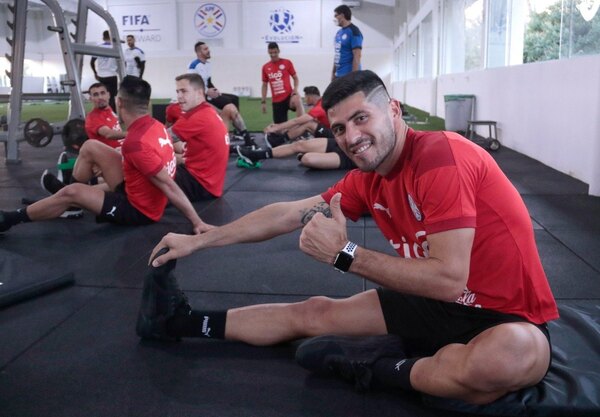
[243,131,257,148]
[136,248,191,341]
[236,145,268,164]
[40,169,66,195]
[264,132,287,148]
[0,211,11,233]
[295,334,405,392]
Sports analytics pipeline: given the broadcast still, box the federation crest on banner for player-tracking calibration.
[264,8,302,43]
[269,9,295,33]
[195,3,226,38]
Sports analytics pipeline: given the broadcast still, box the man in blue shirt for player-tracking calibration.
[332,5,363,79]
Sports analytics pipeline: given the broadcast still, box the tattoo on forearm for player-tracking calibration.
[300,202,332,225]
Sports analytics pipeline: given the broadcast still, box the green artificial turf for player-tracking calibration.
[1,98,445,132]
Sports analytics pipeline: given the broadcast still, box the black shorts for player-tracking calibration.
[175,164,217,202]
[272,95,293,124]
[377,288,551,359]
[209,93,239,110]
[325,137,356,170]
[315,123,334,139]
[97,182,155,225]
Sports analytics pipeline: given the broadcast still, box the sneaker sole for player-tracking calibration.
[59,209,83,219]
[235,146,255,165]
[136,254,181,341]
[136,272,169,340]
[56,151,68,182]
[40,169,50,194]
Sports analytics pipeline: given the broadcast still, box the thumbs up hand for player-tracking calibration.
[299,193,348,264]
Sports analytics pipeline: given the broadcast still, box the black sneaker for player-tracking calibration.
[295,334,405,392]
[243,131,257,148]
[56,151,72,184]
[136,248,191,341]
[265,132,287,148]
[0,211,11,233]
[236,145,268,164]
[40,169,65,195]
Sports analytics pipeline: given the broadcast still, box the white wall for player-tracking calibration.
[94,0,395,98]
[142,49,392,100]
[1,1,394,96]
[393,54,600,194]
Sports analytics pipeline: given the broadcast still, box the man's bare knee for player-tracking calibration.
[56,183,88,201]
[294,296,337,336]
[461,324,548,393]
[224,104,238,118]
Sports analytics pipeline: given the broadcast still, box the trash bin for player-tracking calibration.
[444,94,475,132]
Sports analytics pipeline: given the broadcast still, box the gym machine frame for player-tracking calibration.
[1,0,125,164]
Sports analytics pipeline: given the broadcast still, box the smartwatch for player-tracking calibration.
[333,241,357,273]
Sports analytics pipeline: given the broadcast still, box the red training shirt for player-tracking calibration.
[85,106,123,149]
[121,115,176,221]
[308,99,329,128]
[322,129,558,324]
[261,58,297,103]
[172,102,229,197]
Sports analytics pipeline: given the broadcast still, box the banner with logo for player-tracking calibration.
[180,2,240,46]
[244,1,318,47]
[109,3,177,52]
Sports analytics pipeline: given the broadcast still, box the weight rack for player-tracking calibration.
[1,0,125,164]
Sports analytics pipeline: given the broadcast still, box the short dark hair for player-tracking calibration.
[175,73,205,90]
[322,70,389,113]
[89,82,107,92]
[102,30,110,40]
[303,86,321,96]
[267,42,279,50]
[126,35,134,40]
[194,41,205,52]
[334,5,352,20]
[118,76,151,115]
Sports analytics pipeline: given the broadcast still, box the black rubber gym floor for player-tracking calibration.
[1,135,599,417]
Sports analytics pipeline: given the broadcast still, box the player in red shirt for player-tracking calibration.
[0,77,210,234]
[262,86,333,146]
[261,42,303,124]
[84,83,126,149]
[170,73,229,200]
[137,71,558,405]
[239,85,352,169]
[165,102,184,128]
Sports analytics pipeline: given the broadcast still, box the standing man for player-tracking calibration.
[91,30,119,112]
[171,73,229,201]
[124,35,146,78]
[188,41,254,147]
[332,5,363,80]
[137,70,557,406]
[261,42,303,123]
[0,76,210,234]
[85,82,126,150]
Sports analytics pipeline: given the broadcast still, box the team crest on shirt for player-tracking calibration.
[407,194,423,222]
[342,34,348,40]
[279,64,285,70]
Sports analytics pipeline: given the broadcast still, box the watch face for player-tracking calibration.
[334,251,353,272]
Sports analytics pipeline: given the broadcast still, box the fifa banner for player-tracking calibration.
[109,3,177,52]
